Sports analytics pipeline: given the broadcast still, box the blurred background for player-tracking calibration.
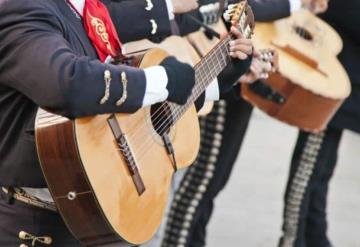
[207,109,360,247]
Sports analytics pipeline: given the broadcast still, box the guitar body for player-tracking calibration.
[35,48,200,246]
[242,10,351,132]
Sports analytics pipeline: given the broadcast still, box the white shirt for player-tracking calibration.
[289,0,302,13]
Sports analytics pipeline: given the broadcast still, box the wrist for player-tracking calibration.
[160,56,195,105]
[290,0,302,13]
[161,58,176,99]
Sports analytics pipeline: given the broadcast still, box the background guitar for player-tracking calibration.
[243,9,350,132]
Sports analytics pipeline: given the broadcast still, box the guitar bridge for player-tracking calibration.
[107,115,146,196]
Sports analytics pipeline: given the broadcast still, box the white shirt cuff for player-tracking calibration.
[289,0,302,13]
[142,66,169,106]
[205,78,220,102]
[165,0,175,20]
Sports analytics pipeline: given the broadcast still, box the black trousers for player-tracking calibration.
[186,97,254,247]
[280,127,343,247]
[0,190,81,247]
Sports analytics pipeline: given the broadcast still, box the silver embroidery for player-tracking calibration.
[150,19,158,35]
[279,131,325,247]
[145,0,154,11]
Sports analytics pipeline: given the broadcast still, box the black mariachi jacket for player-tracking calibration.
[0,0,171,187]
[102,0,173,42]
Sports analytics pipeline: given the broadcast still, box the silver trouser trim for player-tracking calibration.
[2,187,57,212]
[279,131,325,247]
[161,100,227,247]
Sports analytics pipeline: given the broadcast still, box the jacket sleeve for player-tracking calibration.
[247,0,291,22]
[103,0,172,43]
[0,0,147,119]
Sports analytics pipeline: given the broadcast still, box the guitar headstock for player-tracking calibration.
[223,1,255,38]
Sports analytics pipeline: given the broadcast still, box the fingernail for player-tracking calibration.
[229,41,235,46]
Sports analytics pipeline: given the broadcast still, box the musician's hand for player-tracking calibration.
[302,0,329,14]
[217,27,253,93]
[229,26,253,60]
[161,57,195,105]
[239,52,273,84]
[172,0,199,14]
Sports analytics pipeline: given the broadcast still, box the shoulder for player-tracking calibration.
[0,0,64,33]
[0,0,60,21]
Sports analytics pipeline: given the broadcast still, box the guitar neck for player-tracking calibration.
[169,0,255,124]
[171,35,232,123]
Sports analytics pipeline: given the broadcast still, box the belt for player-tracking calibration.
[1,187,57,212]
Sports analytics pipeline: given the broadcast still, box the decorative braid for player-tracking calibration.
[279,131,325,247]
[161,100,227,247]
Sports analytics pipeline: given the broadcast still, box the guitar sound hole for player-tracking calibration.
[150,103,173,136]
[294,26,313,41]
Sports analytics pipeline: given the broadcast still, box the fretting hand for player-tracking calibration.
[217,26,253,93]
[228,26,253,60]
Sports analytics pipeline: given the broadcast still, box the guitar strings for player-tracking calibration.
[119,19,246,159]
[129,58,221,162]
[122,11,244,143]
[123,36,231,146]
[115,10,251,163]
[126,36,243,162]
[133,39,266,161]
[127,61,217,160]
[123,10,245,143]
[131,46,227,162]
[125,38,230,152]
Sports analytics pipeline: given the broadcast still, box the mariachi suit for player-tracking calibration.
[280,1,360,247]
[161,1,294,246]
[0,0,251,246]
[0,0,175,246]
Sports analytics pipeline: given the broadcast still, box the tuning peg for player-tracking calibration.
[223,12,231,21]
[223,6,236,22]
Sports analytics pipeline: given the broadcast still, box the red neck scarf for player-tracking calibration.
[81,0,122,62]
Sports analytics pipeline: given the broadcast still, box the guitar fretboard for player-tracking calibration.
[170,35,232,123]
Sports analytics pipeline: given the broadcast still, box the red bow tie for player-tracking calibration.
[83,0,122,62]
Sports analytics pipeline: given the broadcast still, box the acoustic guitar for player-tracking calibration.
[242,9,351,132]
[35,2,254,246]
